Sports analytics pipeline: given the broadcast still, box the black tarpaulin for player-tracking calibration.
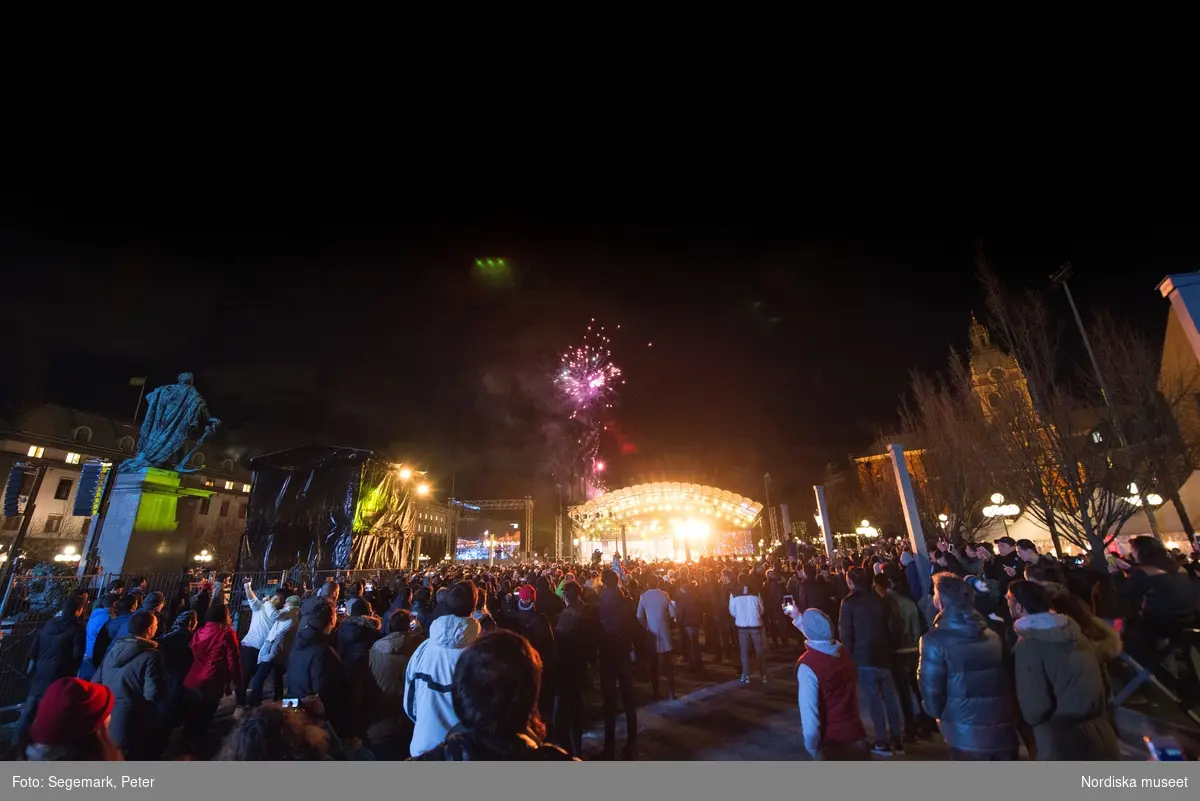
[241,445,373,572]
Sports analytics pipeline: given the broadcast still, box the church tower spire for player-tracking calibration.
[969,312,991,352]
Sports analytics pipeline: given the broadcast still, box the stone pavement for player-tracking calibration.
[578,645,951,761]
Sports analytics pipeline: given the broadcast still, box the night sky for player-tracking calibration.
[2,207,1195,532]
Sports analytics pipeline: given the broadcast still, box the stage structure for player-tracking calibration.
[568,482,763,562]
[241,446,439,572]
[450,497,534,562]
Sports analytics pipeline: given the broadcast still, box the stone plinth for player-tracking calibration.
[92,467,214,576]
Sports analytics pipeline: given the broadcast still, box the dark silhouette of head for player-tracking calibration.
[451,630,544,741]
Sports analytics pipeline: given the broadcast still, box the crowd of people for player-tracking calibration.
[4,532,1198,762]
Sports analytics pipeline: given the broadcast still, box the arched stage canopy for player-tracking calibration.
[567,482,763,559]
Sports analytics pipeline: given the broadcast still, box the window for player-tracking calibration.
[221,459,234,472]
[1091,430,1103,444]
[204,479,215,488]
[219,501,230,517]
[239,504,247,519]
[988,367,1006,384]
[987,392,1002,409]
[224,481,235,490]
[199,498,211,516]
[27,445,45,458]
[192,453,206,468]
[2,515,21,531]
[19,472,36,496]
[65,452,81,465]
[72,426,92,444]
[117,436,135,454]
[44,514,63,534]
[242,483,251,493]
[54,478,74,501]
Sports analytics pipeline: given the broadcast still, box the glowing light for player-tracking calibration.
[990,493,1005,505]
[398,466,413,481]
[416,483,430,497]
[595,460,606,472]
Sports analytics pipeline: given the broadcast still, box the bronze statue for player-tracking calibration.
[119,372,221,473]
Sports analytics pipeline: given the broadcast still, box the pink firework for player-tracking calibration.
[556,320,623,417]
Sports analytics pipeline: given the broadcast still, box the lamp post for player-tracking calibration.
[193,549,213,564]
[982,493,1020,536]
[1052,263,1161,539]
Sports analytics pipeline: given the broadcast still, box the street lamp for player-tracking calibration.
[416,483,430,497]
[983,493,1020,536]
[53,545,80,564]
[193,549,213,564]
[855,519,879,539]
[397,466,413,481]
[938,513,949,529]
[1126,483,1164,507]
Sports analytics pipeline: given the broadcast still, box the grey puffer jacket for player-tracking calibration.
[918,609,1018,756]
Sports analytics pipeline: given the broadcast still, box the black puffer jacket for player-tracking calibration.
[838,589,898,669]
[410,728,577,761]
[287,625,347,736]
[26,614,85,696]
[918,610,1019,755]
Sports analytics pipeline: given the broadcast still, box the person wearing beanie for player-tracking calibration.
[91,610,165,760]
[786,607,869,760]
[509,583,558,725]
[249,595,301,707]
[24,677,120,762]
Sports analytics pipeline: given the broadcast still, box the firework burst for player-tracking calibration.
[555,319,624,497]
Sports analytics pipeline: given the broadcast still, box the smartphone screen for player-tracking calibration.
[782,594,795,611]
[281,698,299,709]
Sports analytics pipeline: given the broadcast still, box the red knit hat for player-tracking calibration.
[517,584,536,605]
[29,678,114,746]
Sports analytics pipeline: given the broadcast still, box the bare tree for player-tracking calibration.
[900,353,996,544]
[1089,313,1200,545]
[978,269,1138,568]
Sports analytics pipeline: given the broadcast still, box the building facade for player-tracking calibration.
[0,405,253,568]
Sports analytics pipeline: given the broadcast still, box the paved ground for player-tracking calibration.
[578,643,952,760]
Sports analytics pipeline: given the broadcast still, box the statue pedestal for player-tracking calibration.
[92,467,214,576]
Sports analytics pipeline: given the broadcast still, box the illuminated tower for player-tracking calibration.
[968,313,1030,418]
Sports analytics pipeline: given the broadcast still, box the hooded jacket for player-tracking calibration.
[918,609,1019,755]
[796,638,866,756]
[403,614,481,757]
[183,622,241,698]
[92,635,164,757]
[82,605,111,667]
[258,605,300,665]
[338,613,384,739]
[26,613,85,696]
[1012,612,1120,760]
[728,588,765,628]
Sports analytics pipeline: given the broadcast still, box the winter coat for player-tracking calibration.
[674,588,704,629]
[287,624,347,735]
[729,591,765,628]
[887,589,923,651]
[1012,612,1120,760]
[366,631,420,746]
[410,727,576,761]
[241,594,280,650]
[92,612,133,668]
[596,587,637,658]
[183,623,241,699]
[26,614,85,696]
[82,606,111,667]
[918,609,1019,756]
[637,588,675,653]
[838,589,899,669]
[259,606,300,664]
[157,626,194,722]
[797,577,836,620]
[554,603,598,691]
[338,614,384,739]
[507,608,556,669]
[92,635,164,758]
[404,614,481,757]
